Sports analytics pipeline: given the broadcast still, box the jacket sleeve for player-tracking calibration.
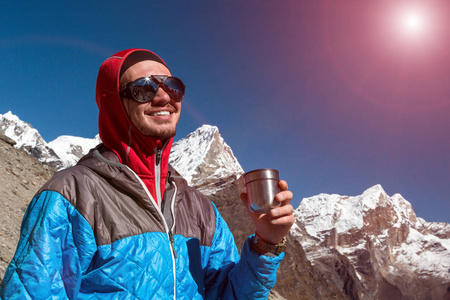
[204,203,284,299]
[0,190,97,300]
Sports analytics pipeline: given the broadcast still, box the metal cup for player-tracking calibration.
[243,168,281,214]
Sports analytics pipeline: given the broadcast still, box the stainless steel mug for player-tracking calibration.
[243,168,281,214]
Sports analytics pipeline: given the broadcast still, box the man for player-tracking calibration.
[0,49,294,299]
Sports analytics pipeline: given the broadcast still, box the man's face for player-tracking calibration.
[120,60,181,139]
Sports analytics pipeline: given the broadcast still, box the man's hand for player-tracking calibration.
[240,180,295,245]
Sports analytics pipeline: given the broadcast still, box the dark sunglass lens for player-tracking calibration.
[164,78,185,101]
[131,87,156,102]
[131,78,158,102]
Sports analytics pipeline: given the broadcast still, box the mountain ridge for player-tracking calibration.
[170,124,244,195]
[293,185,450,299]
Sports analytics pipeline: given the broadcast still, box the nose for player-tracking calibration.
[151,86,171,105]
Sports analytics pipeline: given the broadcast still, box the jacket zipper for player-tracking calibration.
[126,166,177,300]
[155,145,178,257]
[155,148,162,207]
[155,149,177,256]
[168,230,178,258]
[168,178,178,258]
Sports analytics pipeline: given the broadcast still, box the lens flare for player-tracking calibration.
[321,1,449,113]
[401,10,426,35]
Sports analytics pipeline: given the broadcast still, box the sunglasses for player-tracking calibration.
[119,75,185,102]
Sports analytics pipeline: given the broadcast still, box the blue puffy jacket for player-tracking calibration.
[0,146,283,299]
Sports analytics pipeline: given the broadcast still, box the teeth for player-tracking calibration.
[151,111,170,116]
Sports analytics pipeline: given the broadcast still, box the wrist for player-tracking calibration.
[251,233,286,256]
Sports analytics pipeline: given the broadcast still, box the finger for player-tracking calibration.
[270,213,296,225]
[270,204,294,218]
[279,180,288,191]
[275,190,293,204]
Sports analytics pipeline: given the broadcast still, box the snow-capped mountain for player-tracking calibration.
[291,184,450,299]
[0,111,64,169]
[0,112,100,170]
[170,125,244,195]
[48,135,101,168]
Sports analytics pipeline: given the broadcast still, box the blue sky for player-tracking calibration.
[1,1,449,222]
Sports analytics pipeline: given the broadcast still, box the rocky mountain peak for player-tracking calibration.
[0,111,63,169]
[294,185,450,299]
[1,112,42,149]
[169,124,244,195]
[48,135,101,168]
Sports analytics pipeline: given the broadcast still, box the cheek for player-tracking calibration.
[175,102,182,112]
[128,102,148,118]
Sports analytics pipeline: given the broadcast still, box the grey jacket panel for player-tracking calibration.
[39,144,216,247]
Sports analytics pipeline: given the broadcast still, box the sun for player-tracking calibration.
[398,8,429,39]
[401,11,426,34]
[403,13,424,31]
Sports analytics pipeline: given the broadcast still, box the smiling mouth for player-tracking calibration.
[150,111,171,117]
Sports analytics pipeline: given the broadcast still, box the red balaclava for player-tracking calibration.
[95,49,174,205]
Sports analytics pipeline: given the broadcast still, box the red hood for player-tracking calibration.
[95,48,173,205]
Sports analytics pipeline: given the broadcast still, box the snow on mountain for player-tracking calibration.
[292,185,450,299]
[0,112,101,170]
[48,135,101,169]
[170,125,244,195]
[0,112,40,149]
[0,111,63,169]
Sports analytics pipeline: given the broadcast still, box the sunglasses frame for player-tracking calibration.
[119,75,185,103]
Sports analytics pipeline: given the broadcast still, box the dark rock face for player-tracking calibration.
[0,139,55,285]
[274,237,348,300]
[0,133,16,146]
[313,248,366,300]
